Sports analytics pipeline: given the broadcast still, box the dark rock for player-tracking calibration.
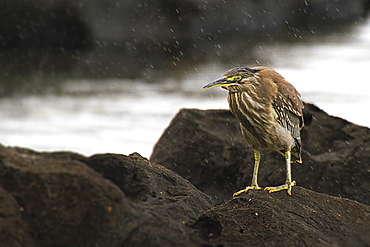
[151,109,248,202]
[2,0,366,51]
[0,140,370,245]
[86,152,213,246]
[150,103,370,205]
[0,146,131,246]
[0,1,92,52]
[0,188,34,247]
[1,0,369,82]
[192,187,370,246]
[0,145,212,246]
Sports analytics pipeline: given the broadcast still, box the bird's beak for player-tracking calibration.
[201,77,238,90]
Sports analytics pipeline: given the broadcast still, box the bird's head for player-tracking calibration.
[202,67,261,90]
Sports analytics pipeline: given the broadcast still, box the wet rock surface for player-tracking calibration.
[193,187,370,247]
[1,103,369,246]
[151,103,370,205]
[0,147,212,246]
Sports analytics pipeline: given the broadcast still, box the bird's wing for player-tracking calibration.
[273,83,304,163]
[272,82,304,141]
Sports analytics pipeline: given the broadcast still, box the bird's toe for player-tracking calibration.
[264,181,296,195]
[233,185,261,197]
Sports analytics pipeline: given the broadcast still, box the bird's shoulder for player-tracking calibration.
[252,67,304,116]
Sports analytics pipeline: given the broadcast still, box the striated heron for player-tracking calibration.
[202,66,304,196]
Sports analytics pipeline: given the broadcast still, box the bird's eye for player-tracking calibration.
[227,76,242,82]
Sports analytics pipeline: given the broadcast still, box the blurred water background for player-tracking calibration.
[1,0,370,158]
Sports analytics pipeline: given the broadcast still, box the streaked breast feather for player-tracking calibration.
[229,91,273,137]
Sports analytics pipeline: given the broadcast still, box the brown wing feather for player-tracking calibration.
[272,77,304,162]
[252,66,304,133]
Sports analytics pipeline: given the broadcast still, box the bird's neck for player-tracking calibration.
[228,90,268,112]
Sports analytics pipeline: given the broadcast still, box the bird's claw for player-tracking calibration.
[264,181,296,195]
[233,185,261,197]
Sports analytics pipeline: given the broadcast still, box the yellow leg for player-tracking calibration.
[233,150,262,197]
[264,150,296,195]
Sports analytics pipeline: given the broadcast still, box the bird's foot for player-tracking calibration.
[233,185,261,197]
[264,181,296,195]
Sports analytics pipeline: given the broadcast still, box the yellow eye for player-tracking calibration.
[227,76,242,82]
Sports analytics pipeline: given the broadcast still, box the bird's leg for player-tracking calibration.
[250,150,261,188]
[233,150,261,197]
[264,150,296,195]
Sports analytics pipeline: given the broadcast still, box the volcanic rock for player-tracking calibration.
[0,146,212,246]
[192,187,370,247]
[150,103,370,205]
[0,139,369,246]
[1,101,369,246]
